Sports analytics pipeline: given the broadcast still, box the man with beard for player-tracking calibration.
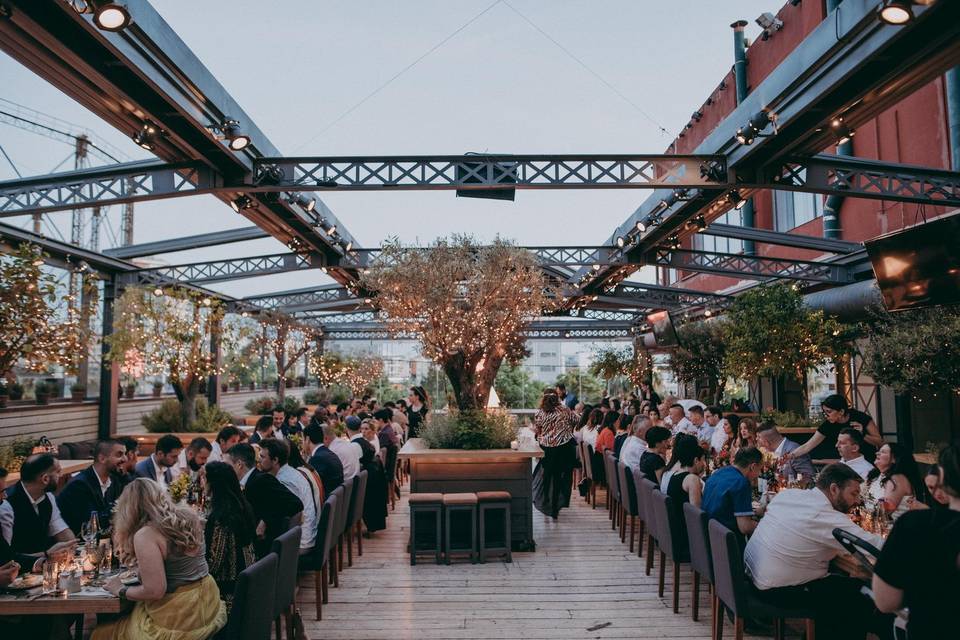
[744,463,889,640]
[0,454,76,556]
[171,437,213,482]
[56,439,126,535]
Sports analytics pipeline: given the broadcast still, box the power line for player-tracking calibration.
[0,143,22,177]
[293,0,504,151]
[501,0,669,137]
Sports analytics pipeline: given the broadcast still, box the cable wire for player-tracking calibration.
[0,142,22,177]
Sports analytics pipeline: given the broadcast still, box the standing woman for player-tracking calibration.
[98,479,227,640]
[202,461,256,612]
[787,394,882,463]
[406,386,429,439]
[532,388,577,520]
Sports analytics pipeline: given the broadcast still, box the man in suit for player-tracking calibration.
[56,439,126,535]
[223,443,303,558]
[757,423,816,485]
[304,423,344,494]
[248,415,275,445]
[134,434,182,490]
[115,436,139,489]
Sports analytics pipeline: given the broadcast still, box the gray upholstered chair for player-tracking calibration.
[617,461,640,552]
[218,552,278,640]
[650,489,690,614]
[682,502,714,626]
[348,469,369,558]
[270,525,302,639]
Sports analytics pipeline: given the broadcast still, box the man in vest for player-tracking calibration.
[0,454,76,558]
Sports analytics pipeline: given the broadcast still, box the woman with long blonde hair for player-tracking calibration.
[95,479,227,640]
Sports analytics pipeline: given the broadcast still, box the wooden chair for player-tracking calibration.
[270,526,301,639]
[217,553,278,640]
[650,489,689,614]
[617,462,640,552]
[683,502,715,629]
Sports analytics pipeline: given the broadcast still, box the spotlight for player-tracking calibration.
[241,311,249,318]
[153,287,163,297]
[230,195,254,212]
[694,215,707,231]
[93,2,131,31]
[735,110,773,146]
[344,241,353,253]
[295,195,316,212]
[830,118,855,146]
[616,236,626,248]
[202,297,212,307]
[326,224,337,237]
[704,309,713,318]
[879,0,914,24]
[635,220,647,233]
[755,12,783,31]
[727,190,747,210]
[132,121,161,150]
[210,119,251,151]
[592,264,601,271]
[699,160,725,183]
[256,165,284,185]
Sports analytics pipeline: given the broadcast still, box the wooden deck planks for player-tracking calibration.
[297,487,772,639]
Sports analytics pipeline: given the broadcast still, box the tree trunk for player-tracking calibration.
[442,351,504,412]
[173,377,199,430]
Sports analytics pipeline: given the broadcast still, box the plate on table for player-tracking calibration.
[119,570,140,585]
[6,574,44,590]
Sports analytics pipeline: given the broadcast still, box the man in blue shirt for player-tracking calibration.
[702,447,763,541]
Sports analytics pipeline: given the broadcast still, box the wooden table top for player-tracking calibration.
[399,438,544,461]
[0,587,125,615]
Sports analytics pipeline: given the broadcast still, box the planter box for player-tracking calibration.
[399,438,544,551]
[113,431,252,455]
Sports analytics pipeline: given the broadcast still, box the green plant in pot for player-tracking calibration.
[8,382,24,401]
[69,382,85,402]
[0,381,8,409]
[152,380,164,397]
[34,381,52,405]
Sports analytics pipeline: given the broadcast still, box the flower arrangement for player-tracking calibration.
[168,473,190,503]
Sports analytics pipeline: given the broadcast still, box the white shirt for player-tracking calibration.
[619,436,648,469]
[694,422,715,444]
[840,455,875,481]
[0,483,70,545]
[239,467,255,489]
[709,420,730,453]
[671,417,696,436]
[276,465,318,549]
[93,466,112,497]
[580,426,599,448]
[152,455,170,490]
[171,449,201,482]
[208,441,223,463]
[329,437,360,479]
[744,488,884,590]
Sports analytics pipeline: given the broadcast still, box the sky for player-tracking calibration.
[0,0,777,300]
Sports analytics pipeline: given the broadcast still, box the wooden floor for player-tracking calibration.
[298,487,772,639]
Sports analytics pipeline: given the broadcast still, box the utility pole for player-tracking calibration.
[121,176,135,245]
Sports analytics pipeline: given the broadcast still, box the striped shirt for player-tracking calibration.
[534,408,575,448]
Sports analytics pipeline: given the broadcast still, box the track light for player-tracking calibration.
[326,224,337,237]
[727,190,747,210]
[230,195,254,212]
[132,121,161,150]
[704,309,713,318]
[830,118,855,146]
[293,195,316,212]
[153,287,163,297]
[735,110,774,146]
[879,0,914,24]
[616,236,626,248]
[635,220,647,233]
[344,241,353,253]
[210,119,251,151]
[699,160,725,183]
[667,235,682,250]
[92,2,131,31]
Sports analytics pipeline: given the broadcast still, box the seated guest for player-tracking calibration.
[0,454,76,556]
[702,446,763,541]
[373,408,400,448]
[619,417,650,469]
[647,407,663,428]
[223,443,303,558]
[97,479,227,640]
[666,404,695,436]
[866,443,927,520]
[259,439,318,552]
[665,436,707,555]
[281,409,305,438]
[330,417,362,479]
[705,406,729,453]
[271,406,286,438]
[202,461,255,613]
[288,442,325,506]
[836,428,875,480]
[134,434,183,489]
[660,432,698,491]
[730,418,758,458]
[172,437,212,482]
[56,439,126,535]
[304,423,345,493]
[613,413,630,458]
[361,419,381,456]
[208,426,243,463]
[756,423,815,484]
[924,464,950,508]
[357,419,389,534]
[595,411,618,455]
[248,415,275,445]
[638,426,671,484]
[580,408,602,448]
[115,436,140,488]
[0,467,74,575]
[873,444,960,640]
[744,464,887,640]
[688,406,713,445]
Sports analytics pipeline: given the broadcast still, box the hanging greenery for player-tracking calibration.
[252,313,320,399]
[589,346,632,381]
[671,320,728,405]
[360,235,555,411]
[860,306,960,397]
[724,283,851,383]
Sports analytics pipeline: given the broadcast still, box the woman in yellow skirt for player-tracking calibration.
[95,479,227,640]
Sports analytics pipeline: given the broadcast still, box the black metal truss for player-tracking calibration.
[106,226,270,259]
[122,252,322,286]
[756,155,960,209]
[703,223,861,254]
[241,285,361,313]
[612,283,731,309]
[649,249,854,284]
[255,155,729,192]
[0,219,133,274]
[320,319,637,342]
[0,160,219,216]
[352,245,622,269]
[292,311,379,324]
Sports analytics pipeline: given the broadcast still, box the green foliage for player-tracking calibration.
[494,364,543,409]
[0,437,36,472]
[281,396,302,413]
[724,284,850,382]
[589,346,632,380]
[302,390,324,405]
[142,397,235,433]
[672,320,728,405]
[760,409,814,428]
[554,370,605,404]
[861,306,960,396]
[420,410,516,450]
[244,395,278,415]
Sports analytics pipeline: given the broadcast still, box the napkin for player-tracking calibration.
[70,587,115,598]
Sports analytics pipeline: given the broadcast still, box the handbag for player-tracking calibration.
[577,477,592,498]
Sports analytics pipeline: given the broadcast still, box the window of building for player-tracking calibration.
[693,209,744,254]
[774,170,824,231]
[541,365,557,373]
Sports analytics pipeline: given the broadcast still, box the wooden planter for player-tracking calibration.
[70,390,84,402]
[399,438,544,551]
[123,385,135,399]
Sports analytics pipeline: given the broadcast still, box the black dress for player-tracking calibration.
[817,409,877,462]
[666,471,692,556]
[354,437,388,533]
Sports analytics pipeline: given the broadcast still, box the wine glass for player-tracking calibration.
[81,521,97,546]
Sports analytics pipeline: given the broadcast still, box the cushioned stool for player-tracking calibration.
[443,493,478,564]
[476,491,512,563]
[409,493,443,565]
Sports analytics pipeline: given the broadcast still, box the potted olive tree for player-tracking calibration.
[152,380,164,397]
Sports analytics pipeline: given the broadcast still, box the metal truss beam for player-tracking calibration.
[0,160,219,216]
[106,226,270,259]
[703,223,861,254]
[611,283,732,309]
[0,220,133,273]
[649,248,854,284]
[755,155,960,209]
[352,245,621,269]
[255,155,729,192]
[320,319,637,342]
[292,311,379,324]
[241,285,361,313]
[122,252,324,286]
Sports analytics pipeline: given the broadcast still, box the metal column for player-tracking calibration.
[731,20,756,254]
[97,277,119,439]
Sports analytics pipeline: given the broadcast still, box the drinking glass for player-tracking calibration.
[81,521,97,546]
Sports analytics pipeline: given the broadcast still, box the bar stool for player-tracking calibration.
[409,492,443,565]
[476,491,512,563]
[443,492,478,564]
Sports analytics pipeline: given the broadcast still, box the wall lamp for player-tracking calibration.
[727,190,747,210]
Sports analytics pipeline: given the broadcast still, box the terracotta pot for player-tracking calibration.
[220,383,228,392]
[36,392,51,405]
[249,382,256,391]
[0,394,8,409]
[232,382,240,392]
[124,384,135,399]
[152,386,162,398]
[71,390,84,402]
